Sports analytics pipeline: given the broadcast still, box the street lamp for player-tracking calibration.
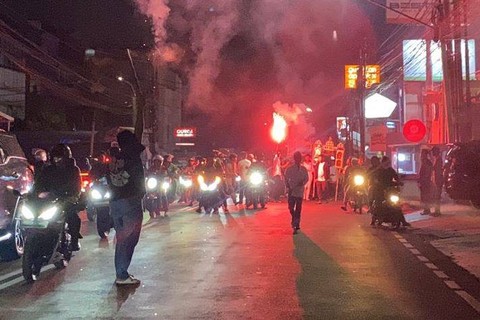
[117,76,137,127]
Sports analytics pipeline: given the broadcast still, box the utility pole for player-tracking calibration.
[127,49,144,141]
[359,43,367,155]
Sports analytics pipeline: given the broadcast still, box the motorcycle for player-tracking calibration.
[87,177,113,239]
[179,175,194,205]
[15,191,79,283]
[197,174,222,214]
[348,174,368,214]
[144,175,170,218]
[371,187,403,229]
[246,171,267,209]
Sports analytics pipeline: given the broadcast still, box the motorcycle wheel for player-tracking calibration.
[96,207,112,238]
[22,236,39,283]
[15,219,25,256]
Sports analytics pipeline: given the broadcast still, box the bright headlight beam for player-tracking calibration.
[21,205,35,220]
[250,172,264,186]
[354,175,365,186]
[90,189,102,200]
[147,177,158,190]
[39,206,58,220]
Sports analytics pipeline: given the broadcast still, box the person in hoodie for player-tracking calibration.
[107,130,145,286]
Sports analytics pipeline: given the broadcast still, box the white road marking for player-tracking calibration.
[403,243,414,248]
[0,269,22,283]
[456,291,480,314]
[393,233,403,239]
[409,249,421,255]
[433,271,449,279]
[0,264,55,291]
[417,255,430,262]
[398,238,408,243]
[444,280,462,290]
[425,263,439,270]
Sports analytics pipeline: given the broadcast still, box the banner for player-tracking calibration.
[386,0,437,25]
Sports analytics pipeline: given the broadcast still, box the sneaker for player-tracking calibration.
[115,275,140,286]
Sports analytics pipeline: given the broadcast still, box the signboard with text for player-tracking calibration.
[386,0,436,25]
[174,127,197,138]
[344,65,381,89]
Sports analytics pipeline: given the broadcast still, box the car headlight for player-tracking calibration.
[353,175,365,186]
[389,194,400,204]
[147,177,158,190]
[250,172,264,186]
[90,189,102,200]
[38,206,58,220]
[20,205,35,220]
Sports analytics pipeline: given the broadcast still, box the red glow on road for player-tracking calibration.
[271,113,287,144]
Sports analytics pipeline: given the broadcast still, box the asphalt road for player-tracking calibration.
[0,201,479,319]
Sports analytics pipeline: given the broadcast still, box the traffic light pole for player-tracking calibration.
[359,46,367,155]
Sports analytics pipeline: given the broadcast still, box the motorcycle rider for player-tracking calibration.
[35,144,82,251]
[377,156,411,227]
[246,153,268,209]
[196,156,223,214]
[341,158,365,211]
[33,149,48,183]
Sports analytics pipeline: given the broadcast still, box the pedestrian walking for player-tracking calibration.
[418,149,434,215]
[107,130,145,285]
[284,151,309,235]
[431,147,444,216]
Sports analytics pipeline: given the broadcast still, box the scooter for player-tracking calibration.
[246,171,267,209]
[371,187,403,229]
[348,174,368,214]
[144,175,170,218]
[15,191,79,283]
[87,177,113,239]
[197,175,222,214]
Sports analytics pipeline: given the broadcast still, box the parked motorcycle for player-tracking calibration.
[15,191,79,283]
[348,174,368,214]
[246,171,267,209]
[144,175,170,218]
[87,177,113,239]
[197,175,222,214]
[371,187,403,229]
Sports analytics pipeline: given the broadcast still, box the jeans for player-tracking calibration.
[288,195,303,229]
[110,197,143,280]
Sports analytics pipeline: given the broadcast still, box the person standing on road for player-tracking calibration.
[284,151,309,235]
[315,155,330,204]
[431,147,444,216]
[303,154,314,200]
[419,149,434,216]
[237,152,251,205]
[107,130,145,286]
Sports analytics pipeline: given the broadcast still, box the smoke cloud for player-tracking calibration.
[135,0,375,148]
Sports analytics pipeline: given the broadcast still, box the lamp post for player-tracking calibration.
[117,76,138,128]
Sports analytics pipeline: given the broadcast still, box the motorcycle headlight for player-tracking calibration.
[147,177,158,190]
[39,206,58,220]
[353,175,365,186]
[90,189,102,200]
[235,176,241,182]
[162,181,171,191]
[250,172,264,186]
[104,191,111,199]
[20,205,35,220]
[180,177,193,188]
[389,194,400,204]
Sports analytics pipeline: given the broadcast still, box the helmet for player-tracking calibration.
[34,149,47,162]
[50,144,72,162]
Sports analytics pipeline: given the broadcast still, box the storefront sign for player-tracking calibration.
[345,65,381,89]
[175,127,196,138]
[368,125,388,152]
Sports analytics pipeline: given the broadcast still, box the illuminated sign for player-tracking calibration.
[344,65,381,89]
[345,65,359,89]
[365,93,397,119]
[386,1,436,25]
[175,127,196,138]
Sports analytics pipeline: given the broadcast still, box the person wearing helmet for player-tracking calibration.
[32,149,48,182]
[148,155,164,175]
[35,144,82,250]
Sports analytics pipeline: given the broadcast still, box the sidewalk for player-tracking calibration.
[398,179,480,279]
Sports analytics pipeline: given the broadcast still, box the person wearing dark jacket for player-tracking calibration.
[35,144,82,250]
[107,130,145,286]
[419,149,434,216]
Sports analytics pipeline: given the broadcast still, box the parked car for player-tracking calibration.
[0,133,33,261]
[444,140,480,208]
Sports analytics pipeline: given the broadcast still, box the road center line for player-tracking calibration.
[444,280,462,290]
[0,264,55,292]
[409,248,421,255]
[0,269,22,283]
[433,271,449,279]
[417,255,430,262]
[425,263,439,270]
[456,291,480,314]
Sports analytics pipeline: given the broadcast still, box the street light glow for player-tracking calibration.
[117,76,124,81]
[306,107,313,113]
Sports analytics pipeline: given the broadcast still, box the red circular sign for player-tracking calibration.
[403,119,426,142]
